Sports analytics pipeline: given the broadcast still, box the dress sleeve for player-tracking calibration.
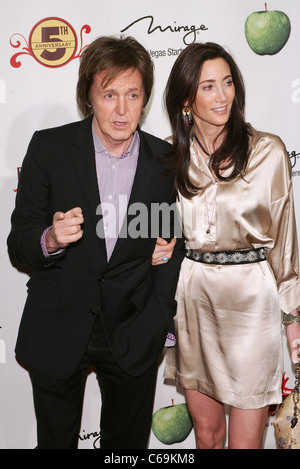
[267,139,300,313]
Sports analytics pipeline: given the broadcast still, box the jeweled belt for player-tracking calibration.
[185,247,267,265]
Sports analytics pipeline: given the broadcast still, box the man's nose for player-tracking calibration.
[116,96,127,115]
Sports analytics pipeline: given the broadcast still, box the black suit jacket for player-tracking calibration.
[7,116,184,378]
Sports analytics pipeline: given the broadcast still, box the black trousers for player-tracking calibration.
[29,314,158,449]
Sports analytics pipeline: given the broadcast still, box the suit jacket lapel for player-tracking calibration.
[109,130,154,260]
[72,116,108,263]
[127,131,154,206]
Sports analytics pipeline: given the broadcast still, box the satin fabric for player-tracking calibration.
[164,125,300,409]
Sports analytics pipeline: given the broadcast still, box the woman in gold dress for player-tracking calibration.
[153,42,300,449]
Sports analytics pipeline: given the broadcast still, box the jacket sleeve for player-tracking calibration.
[7,131,65,270]
[150,192,185,328]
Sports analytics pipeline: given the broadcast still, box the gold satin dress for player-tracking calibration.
[164,125,300,409]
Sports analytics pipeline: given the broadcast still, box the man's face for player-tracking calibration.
[90,68,144,156]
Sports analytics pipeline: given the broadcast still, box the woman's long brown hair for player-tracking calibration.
[164,42,251,199]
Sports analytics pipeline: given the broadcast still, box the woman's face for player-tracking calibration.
[190,57,235,132]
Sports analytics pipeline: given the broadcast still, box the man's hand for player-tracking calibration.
[45,207,84,253]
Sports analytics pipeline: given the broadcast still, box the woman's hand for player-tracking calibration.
[152,237,176,265]
[286,309,300,364]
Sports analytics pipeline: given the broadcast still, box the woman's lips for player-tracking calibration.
[212,105,227,114]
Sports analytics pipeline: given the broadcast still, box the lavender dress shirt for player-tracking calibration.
[92,124,139,260]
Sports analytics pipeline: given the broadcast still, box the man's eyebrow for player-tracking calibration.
[102,86,140,93]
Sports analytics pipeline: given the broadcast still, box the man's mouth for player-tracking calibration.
[114,121,128,127]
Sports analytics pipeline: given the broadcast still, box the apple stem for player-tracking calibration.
[172,399,174,406]
[265,3,267,11]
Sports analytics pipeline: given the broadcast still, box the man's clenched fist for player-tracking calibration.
[45,207,84,253]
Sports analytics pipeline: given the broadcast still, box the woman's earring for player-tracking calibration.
[182,106,193,127]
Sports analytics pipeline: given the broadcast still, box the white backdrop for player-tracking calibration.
[1,0,299,449]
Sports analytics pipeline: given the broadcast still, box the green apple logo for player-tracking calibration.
[245,3,291,55]
[152,402,193,445]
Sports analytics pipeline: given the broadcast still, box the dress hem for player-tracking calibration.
[164,366,282,410]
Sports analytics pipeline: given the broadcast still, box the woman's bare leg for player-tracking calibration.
[228,406,269,449]
[185,389,226,449]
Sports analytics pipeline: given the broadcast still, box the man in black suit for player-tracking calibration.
[7,35,184,449]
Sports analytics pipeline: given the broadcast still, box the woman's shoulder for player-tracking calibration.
[247,123,287,153]
[247,124,291,182]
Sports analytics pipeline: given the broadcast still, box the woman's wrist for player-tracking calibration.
[282,309,300,326]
